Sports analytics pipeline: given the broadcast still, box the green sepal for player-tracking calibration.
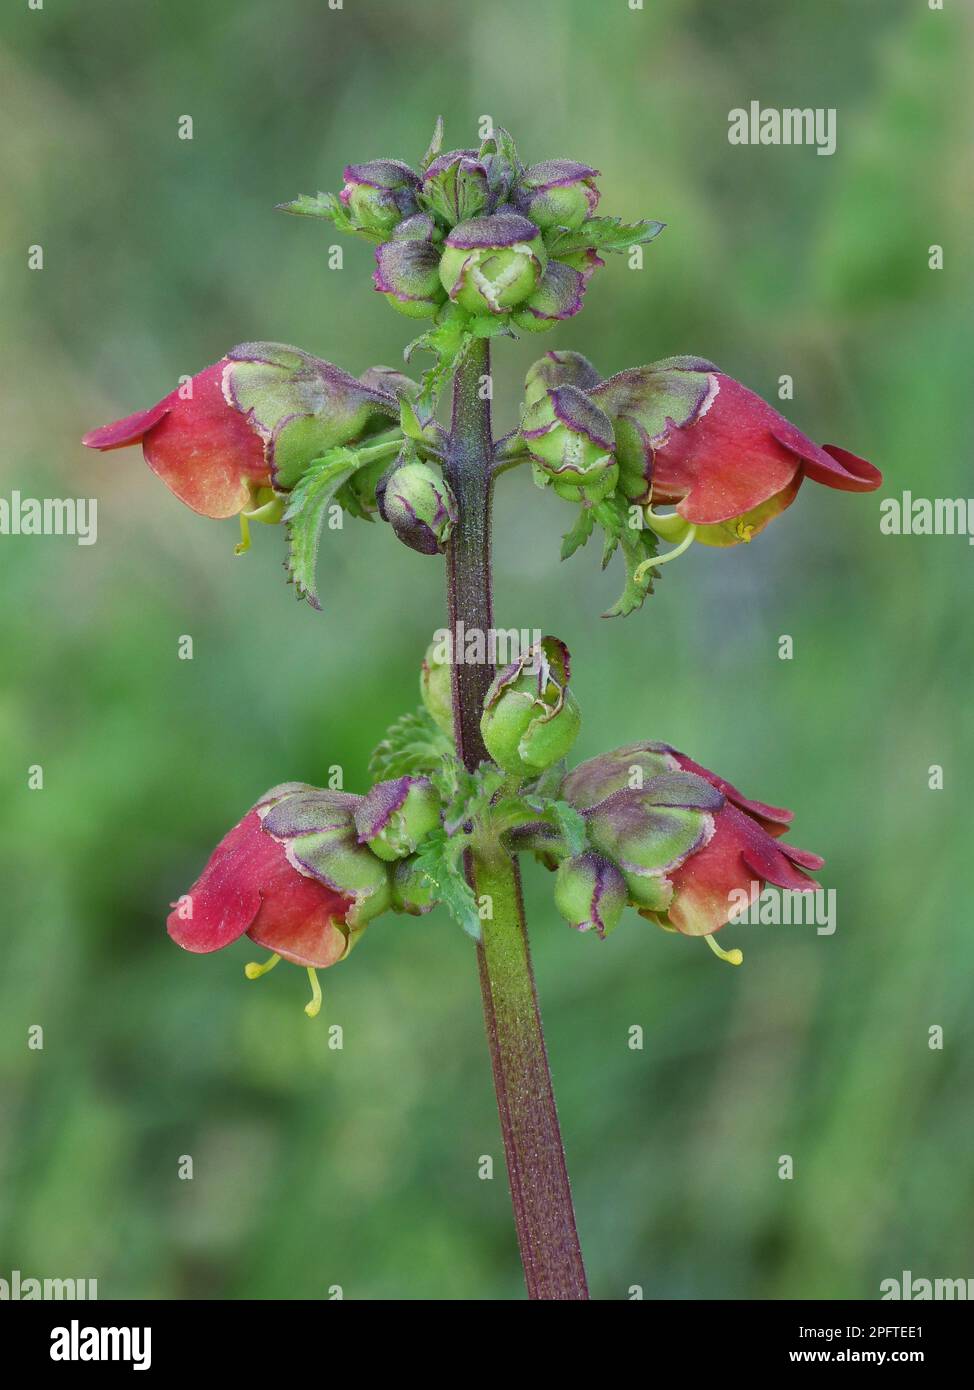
[420,116,445,171]
[275,191,384,243]
[545,216,665,258]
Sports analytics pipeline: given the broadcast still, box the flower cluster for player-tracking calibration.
[285,121,663,335]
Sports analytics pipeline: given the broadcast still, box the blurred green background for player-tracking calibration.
[1,0,971,1300]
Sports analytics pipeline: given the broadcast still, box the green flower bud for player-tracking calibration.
[512,160,600,232]
[522,384,618,503]
[421,641,454,738]
[373,214,447,320]
[438,213,546,316]
[554,852,627,938]
[524,351,603,407]
[575,769,722,913]
[340,159,421,236]
[354,776,442,862]
[420,149,491,225]
[376,458,457,555]
[392,856,437,915]
[480,636,581,776]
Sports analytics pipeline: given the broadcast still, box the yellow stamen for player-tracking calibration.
[235,510,252,555]
[304,967,322,1019]
[634,524,697,584]
[244,953,281,980]
[704,934,743,967]
[735,519,755,542]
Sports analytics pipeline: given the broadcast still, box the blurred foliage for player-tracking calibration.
[1,0,972,1300]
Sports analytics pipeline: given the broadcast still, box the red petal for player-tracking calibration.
[668,804,820,936]
[84,361,271,518]
[167,809,352,966]
[790,439,882,492]
[654,376,801,525]
[670,751,794,836]
[143,362,270,517]
[82,398,172,450]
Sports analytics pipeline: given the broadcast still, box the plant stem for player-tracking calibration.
[444,338,589,1300]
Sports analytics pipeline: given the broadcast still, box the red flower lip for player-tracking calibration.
[651,372,883,528]
[83,360,270,519]
[167,807,356,969]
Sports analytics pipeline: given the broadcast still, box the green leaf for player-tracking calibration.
[283,449,360,609]
[420,116,445,171]
[540,799,588,856]
[560,506,596,560]
[438,762,506,834]
[368,708,454,782]
[546,216,666,258]
[593,496,659,618]
[413,828,481,941]
[275,191,384,242]
[404,314,474,418]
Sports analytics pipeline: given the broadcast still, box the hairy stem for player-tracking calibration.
[444,339,589,1300]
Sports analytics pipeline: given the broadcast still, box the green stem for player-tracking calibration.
[444,339,589,1301]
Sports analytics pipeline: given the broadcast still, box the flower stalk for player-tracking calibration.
[444,338,589,1300]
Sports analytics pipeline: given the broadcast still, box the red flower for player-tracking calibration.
[83,342,400,518]
[582,356,882,545]
[651,372,881,542]
[167,807,355,969]
[654,746,824,937]
[83,360,270,519]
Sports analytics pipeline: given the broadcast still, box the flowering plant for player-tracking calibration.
[85,119,879,1299]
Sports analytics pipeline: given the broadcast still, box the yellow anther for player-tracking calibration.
[735,519,755,543]
[244,953,281,980]
[304,967,323,1019]
[704,933,743,967]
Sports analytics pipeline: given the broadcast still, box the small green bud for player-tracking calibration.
[480,636,581,776]
[392,856,437,915]
[376,458,457,555]
[354,776,442,862]
[554,852,627,938]
[373,214,447,320]
[522,384,618,503]
[420,149,491,224]
[340,159,421,236]
[524,351,603,407]
[421,641,454,738]
[439,213,546,316]
[512,160,600,232]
